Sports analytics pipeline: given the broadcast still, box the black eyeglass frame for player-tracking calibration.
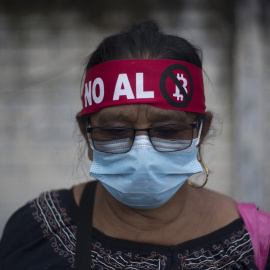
[86,121,201,153]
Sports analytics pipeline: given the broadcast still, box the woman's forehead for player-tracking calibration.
[90,104,196,124]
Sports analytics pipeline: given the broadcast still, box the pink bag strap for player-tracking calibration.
[237,202,270,270]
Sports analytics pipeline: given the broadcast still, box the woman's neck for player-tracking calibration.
[73,180,240,246]
[92,181,199,245]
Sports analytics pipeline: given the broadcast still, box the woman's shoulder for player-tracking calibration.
[194,188,241,232]
[201,188,270,226]
[0,186,78,267]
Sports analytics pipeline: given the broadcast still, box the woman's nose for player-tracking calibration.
[135,130,148,136]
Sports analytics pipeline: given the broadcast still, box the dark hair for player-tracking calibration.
[85,21,202,72]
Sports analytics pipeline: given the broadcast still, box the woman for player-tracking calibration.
[0,21,269,270]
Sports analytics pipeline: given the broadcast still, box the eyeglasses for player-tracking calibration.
[86,122,200,153]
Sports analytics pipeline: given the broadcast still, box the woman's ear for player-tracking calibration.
[199,111,213,145]
[76,112,93,160]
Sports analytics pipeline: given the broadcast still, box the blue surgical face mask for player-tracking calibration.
[90,129,202,210]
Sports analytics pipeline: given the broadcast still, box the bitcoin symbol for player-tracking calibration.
[173,73,188,101]
[160,63,193,108]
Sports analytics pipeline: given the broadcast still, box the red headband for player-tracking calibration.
[81,59,206,115]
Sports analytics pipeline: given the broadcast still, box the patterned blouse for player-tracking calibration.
[0,184,269,269]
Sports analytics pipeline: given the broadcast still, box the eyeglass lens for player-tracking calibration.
[90,124,194,153]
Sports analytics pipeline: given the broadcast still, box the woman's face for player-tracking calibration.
[85,104,206,159]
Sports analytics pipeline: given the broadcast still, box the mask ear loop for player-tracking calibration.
[188,119,209,188]
[196,119,203,147]
[85,119,95,150]
[196,119,204,162]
